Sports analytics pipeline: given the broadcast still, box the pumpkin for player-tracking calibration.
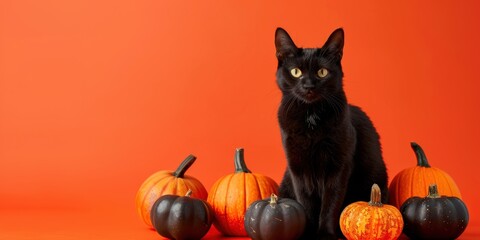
[207,148,279,236]
[340,184,404,240]
[135,154,208,227]
[400,184,469,240]
[151,189,213,240]
[389,142,462,208]
[244,193,306,240]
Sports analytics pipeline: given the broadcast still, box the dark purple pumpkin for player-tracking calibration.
[400,184,469,240]
[244,194,306,240]
[151,190,213,240]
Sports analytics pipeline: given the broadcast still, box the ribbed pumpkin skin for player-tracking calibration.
[207,148,279,236]
[151,191,213,240]
[244,194,306,240]
[135,155,208,227]
[389,166,461,208]
[340,184,403,240]
[400,185,469,240]
[389,142,461,208]
[208,172,278,236]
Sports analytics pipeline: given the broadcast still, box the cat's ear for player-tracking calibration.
[275,28,299,60]
[323,28,344,60]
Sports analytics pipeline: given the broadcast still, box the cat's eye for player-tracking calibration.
[317,68,329,78]
[290,68,302,78]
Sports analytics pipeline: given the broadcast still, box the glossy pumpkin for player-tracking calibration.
[151,190,213,240]
[401,184,469,240]
[244,194,306,240]
[389,142,462,208]
[340,184,404,240]
[135,154,208,227]
[208,148,279,236]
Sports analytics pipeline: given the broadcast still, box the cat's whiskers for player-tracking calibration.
[284,94,299,117]
[324,93,345,119]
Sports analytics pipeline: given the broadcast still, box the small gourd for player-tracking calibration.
[400,184,469,240]
[244,194,306,240]
[150,190,213,240]
[340,184,404,240]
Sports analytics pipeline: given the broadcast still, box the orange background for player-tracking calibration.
[1,0,479,239]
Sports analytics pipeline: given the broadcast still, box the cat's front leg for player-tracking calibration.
[317,167,351,240]
[285,172,320,240]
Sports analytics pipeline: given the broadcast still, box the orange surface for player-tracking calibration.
[1,0,479,239]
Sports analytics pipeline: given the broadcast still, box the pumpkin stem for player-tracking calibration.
[411,142,431,168]
[368,184,383,207]
[173,154,197,178]
[185,189,193,197]
[427,184,441,198]
[234,148,252,173]
[269,193,278,208]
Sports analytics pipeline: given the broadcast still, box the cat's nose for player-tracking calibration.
[302,83,315,90]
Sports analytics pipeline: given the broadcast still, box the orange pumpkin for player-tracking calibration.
[135,154,208,227]
[207,148,279,236]
[340,184,404,240]
[389,142,462,208]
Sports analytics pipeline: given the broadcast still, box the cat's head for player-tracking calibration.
[275,28,344,104]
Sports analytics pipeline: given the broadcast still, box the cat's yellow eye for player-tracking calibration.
[318,68,328,78]
[290,68,302,78]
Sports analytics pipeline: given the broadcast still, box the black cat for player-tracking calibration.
[275,28,388,240]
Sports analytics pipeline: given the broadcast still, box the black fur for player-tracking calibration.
[275,28,388,240]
